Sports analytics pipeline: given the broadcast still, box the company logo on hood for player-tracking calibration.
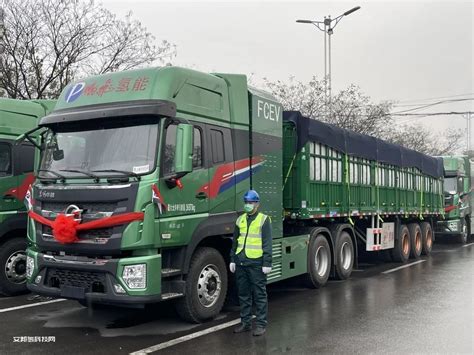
[65,82,86,103]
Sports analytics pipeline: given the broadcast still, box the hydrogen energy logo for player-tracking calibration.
[64,82,85,103]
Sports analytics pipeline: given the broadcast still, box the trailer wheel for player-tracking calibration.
[456,219,468,244]
[390,224,410,263]
[408,223,422,258]
[304,233,331,288]
[0,237,28,296]
[334,231,354,280]
[175,247,227,323]
[420,222,433,255]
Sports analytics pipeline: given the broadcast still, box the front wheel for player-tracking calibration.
[175,247,228,323]
[0,237,28,296]
[456,219,468,244]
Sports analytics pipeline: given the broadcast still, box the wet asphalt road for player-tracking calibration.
[0,241,472,355]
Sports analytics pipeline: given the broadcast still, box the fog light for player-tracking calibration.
[35,275,42,284]
[114,283,126,294]
[448,222,458,231]
[26,256,34,278]
[122,264,147,289]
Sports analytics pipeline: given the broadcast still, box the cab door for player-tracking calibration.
[158,120,210,219]
[0,141,21,213]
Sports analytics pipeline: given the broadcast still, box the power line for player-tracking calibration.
[391,98,474,114]
[393,92,474,104]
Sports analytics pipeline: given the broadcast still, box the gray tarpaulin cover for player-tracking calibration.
[283,111,444,178]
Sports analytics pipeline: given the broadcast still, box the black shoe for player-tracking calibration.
[233,324,251,333]
[253,327,266,336]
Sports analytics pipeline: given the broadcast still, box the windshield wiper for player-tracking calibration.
[91,169,141,181]
[37,169,66,182]
[60,169,100,183]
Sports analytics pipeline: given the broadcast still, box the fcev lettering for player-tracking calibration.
[257,100,280,122]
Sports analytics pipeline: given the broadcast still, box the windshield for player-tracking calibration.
[39,120,159,178]
[444,177,457,193]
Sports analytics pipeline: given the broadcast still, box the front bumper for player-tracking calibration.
[26,250,164,305]
[435,220,462,236]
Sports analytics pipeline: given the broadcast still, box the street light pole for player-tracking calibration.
[297,6,361,117]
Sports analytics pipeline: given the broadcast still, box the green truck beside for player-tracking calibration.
[0,98,55,295]
[436,155,473,243]
[24,67,444,322]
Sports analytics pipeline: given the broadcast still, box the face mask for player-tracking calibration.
[244,203,254,213]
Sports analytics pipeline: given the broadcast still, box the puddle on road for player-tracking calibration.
[30,304,201,337]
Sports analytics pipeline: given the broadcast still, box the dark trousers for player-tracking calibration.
[235,264,268,328]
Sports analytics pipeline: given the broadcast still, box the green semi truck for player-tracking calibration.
[435,155,473,243]
[0,98,55,295]
[24,67,444,322]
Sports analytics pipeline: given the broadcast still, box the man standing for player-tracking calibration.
[230,190,272,336]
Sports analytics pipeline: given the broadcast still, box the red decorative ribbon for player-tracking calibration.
[444,205,457,213]
[28,211,144,244]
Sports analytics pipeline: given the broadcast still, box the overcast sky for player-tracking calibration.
[101,0,473,146]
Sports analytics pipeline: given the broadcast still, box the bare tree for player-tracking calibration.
[0,0,176,99]
[263,76,393,137]
[384,123,464,156]
[263,76,463,155]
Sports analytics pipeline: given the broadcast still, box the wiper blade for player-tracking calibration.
[37,169,66,182]
[60,169,100,182]
[91,169,141,180]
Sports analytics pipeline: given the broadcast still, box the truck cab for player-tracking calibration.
[0,98,56,295]
[436,156,473,243]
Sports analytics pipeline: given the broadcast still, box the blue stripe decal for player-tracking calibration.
[218,166,263,194]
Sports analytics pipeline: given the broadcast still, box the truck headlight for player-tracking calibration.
[26,256,34,278]
[122,264,147,289]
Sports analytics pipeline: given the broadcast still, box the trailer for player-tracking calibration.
[23,67,444,322]
[0,98,55,295]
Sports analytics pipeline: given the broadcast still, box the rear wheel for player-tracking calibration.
[175,247,227,323]
[0,237,28,296]
[304,231,332,288]
[408,223,422,259]
[334,231,354,280]
[390,224,410,263]
[420,222,433,255]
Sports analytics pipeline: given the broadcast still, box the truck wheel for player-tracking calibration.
[0,237,28,296]
[390,224,410,263]
[408,223,422,258]
[175,247,227,323]
[304,233,331,288]
[420,222,433,255]
[456,219,468,244]
[334,231,354,280]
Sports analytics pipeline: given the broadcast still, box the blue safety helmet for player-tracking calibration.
[243,190,260,203]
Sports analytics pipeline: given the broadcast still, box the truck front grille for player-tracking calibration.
[46,268,107,293]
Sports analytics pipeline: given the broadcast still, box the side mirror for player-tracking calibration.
[174,123,193,174]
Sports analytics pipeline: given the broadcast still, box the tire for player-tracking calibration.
[456,219,468,244]
[0,237,28,296]
[175,247,228,323]
[304,231,332,288]
[408,223,422,259]
[390,224,410,263]
[334,231,354,280]
[420,222,433,255]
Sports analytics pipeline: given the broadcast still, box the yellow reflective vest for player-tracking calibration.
[235,212,268,259]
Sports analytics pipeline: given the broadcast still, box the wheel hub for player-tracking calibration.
[341,242,352,270]
[5,250,27,284]
[197,264,221,308]
[315,246,329,277]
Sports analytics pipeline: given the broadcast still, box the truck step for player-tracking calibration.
[161,292,183,300]
[161,268,182,277]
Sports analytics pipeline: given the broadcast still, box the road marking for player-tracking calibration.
[382,260,426,274]
[130,318,243,354]
[462,243,474,248]
[0,298,67,313]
